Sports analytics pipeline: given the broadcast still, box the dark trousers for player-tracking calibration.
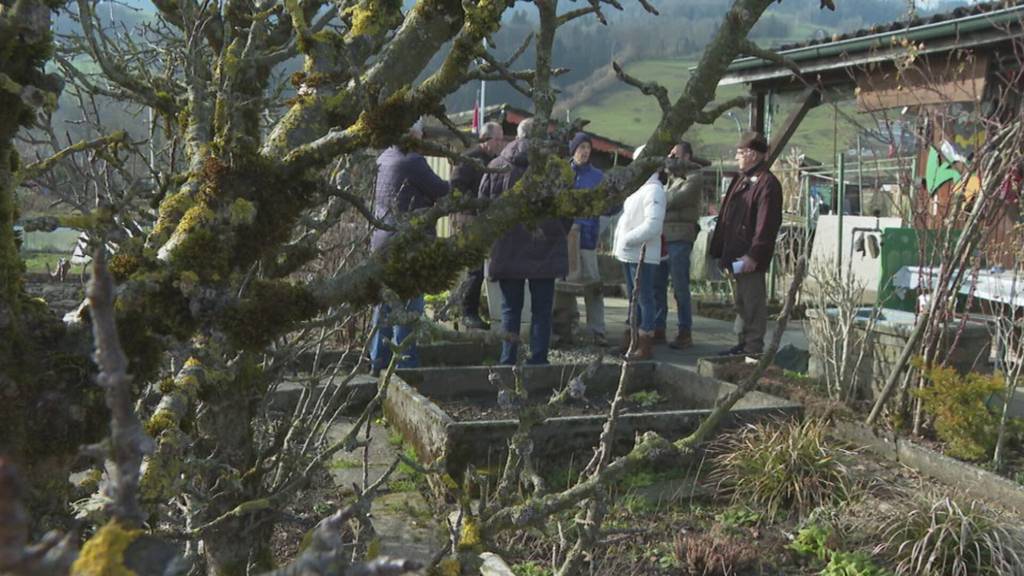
[733,271,768,353]
[461,265,485,317]
[498,278,555,365]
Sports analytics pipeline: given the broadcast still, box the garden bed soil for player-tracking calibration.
[433,389,683,421]
[385,363,801,476]
[708,361,849,420]
[493,427,996,576]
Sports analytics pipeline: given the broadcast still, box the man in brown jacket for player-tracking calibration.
[709,132,783,355]
[657,141,708,350]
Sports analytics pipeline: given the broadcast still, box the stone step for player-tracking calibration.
[324,418,446,566]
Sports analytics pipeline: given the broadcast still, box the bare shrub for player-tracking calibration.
[806,259,879,403]
[674,531,760,576]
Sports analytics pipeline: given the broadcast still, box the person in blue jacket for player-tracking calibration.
[567,132,607,344]
[369,119,450,375]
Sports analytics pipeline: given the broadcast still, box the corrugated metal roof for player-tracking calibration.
[777,0,1022,52]
[774,0,1015,50]
[719,0,1024,85]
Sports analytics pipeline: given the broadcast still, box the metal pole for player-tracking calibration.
[857,133,863,214]
[837,153,846,275]
[479,39,487,135]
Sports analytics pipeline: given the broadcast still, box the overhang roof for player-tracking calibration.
[718,1,1024,88]
[445,103,636,159]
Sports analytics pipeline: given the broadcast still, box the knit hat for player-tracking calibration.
[569,132,592,156]
[737,131,768,154]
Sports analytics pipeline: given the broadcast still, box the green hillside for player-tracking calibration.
[572,55,867,165]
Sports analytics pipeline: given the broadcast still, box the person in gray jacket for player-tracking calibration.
[655,141,707,349]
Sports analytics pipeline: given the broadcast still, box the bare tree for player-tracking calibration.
[0,0,831,572]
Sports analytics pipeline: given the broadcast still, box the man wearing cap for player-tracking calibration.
[657,141,708,350]
[451,121,506,330]
[566,132,607,344]
[709,132,783,356]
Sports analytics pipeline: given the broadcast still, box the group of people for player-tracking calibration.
[367,117,783,374]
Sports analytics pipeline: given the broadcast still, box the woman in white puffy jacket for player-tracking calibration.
[613,145,666,359]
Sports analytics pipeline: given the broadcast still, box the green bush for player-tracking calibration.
[876,494,1024,576]
[914,365,1002,461]
[710,419,854,520]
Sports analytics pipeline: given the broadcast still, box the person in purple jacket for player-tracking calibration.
[369,119,450,375]
[567,132,607,344]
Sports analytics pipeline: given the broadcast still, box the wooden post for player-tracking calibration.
[750,90,766,134]
[766,88,822,168]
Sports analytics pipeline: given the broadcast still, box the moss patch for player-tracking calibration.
[71,520,142,576]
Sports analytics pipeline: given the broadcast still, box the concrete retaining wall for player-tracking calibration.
[832,420,1024,514]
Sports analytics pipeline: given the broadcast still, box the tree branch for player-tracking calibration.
[613,60,670,114]
[694,95,754,125]
[87,248,154,527]
[738,39,802,77]
[19,131,128,182]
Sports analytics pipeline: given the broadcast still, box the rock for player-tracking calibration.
[479,552,516,576]
[773,343,809,374]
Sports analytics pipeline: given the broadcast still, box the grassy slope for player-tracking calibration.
[572,25,871,165]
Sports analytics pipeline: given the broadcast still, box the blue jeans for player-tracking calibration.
[370,296,425,372]
[499,278,555,365]
[654,260,669,331]
[668,240,694,331]
[623,262,658,333]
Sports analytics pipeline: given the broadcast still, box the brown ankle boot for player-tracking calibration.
[654,328,666,344]
[626,333,655,361]
[669,330,693,350]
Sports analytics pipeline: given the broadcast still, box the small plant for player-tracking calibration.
[791,521,892,575]
[715,505,762,528]
[627,390,663,408]
[710,419,854,520]
[821,551,892,576]
[673,531,759,576]
[876,494,1024,575]
[914,365,1003,461]
[789,522,833,561]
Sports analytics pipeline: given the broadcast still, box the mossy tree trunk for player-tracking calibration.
[48,0,796,569]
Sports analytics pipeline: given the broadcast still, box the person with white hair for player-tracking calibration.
[478,116,571,365]
[368,118,450,375]
[613,144,667,360]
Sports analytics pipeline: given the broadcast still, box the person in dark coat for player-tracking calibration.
[450,121,506,330]
[479,118,572,365]
[709,131,783,355]
[369,119,450,374]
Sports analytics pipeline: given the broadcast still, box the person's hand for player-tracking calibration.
[739,255,757,273]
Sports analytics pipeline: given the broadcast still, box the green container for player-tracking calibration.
[877,227,961,312]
